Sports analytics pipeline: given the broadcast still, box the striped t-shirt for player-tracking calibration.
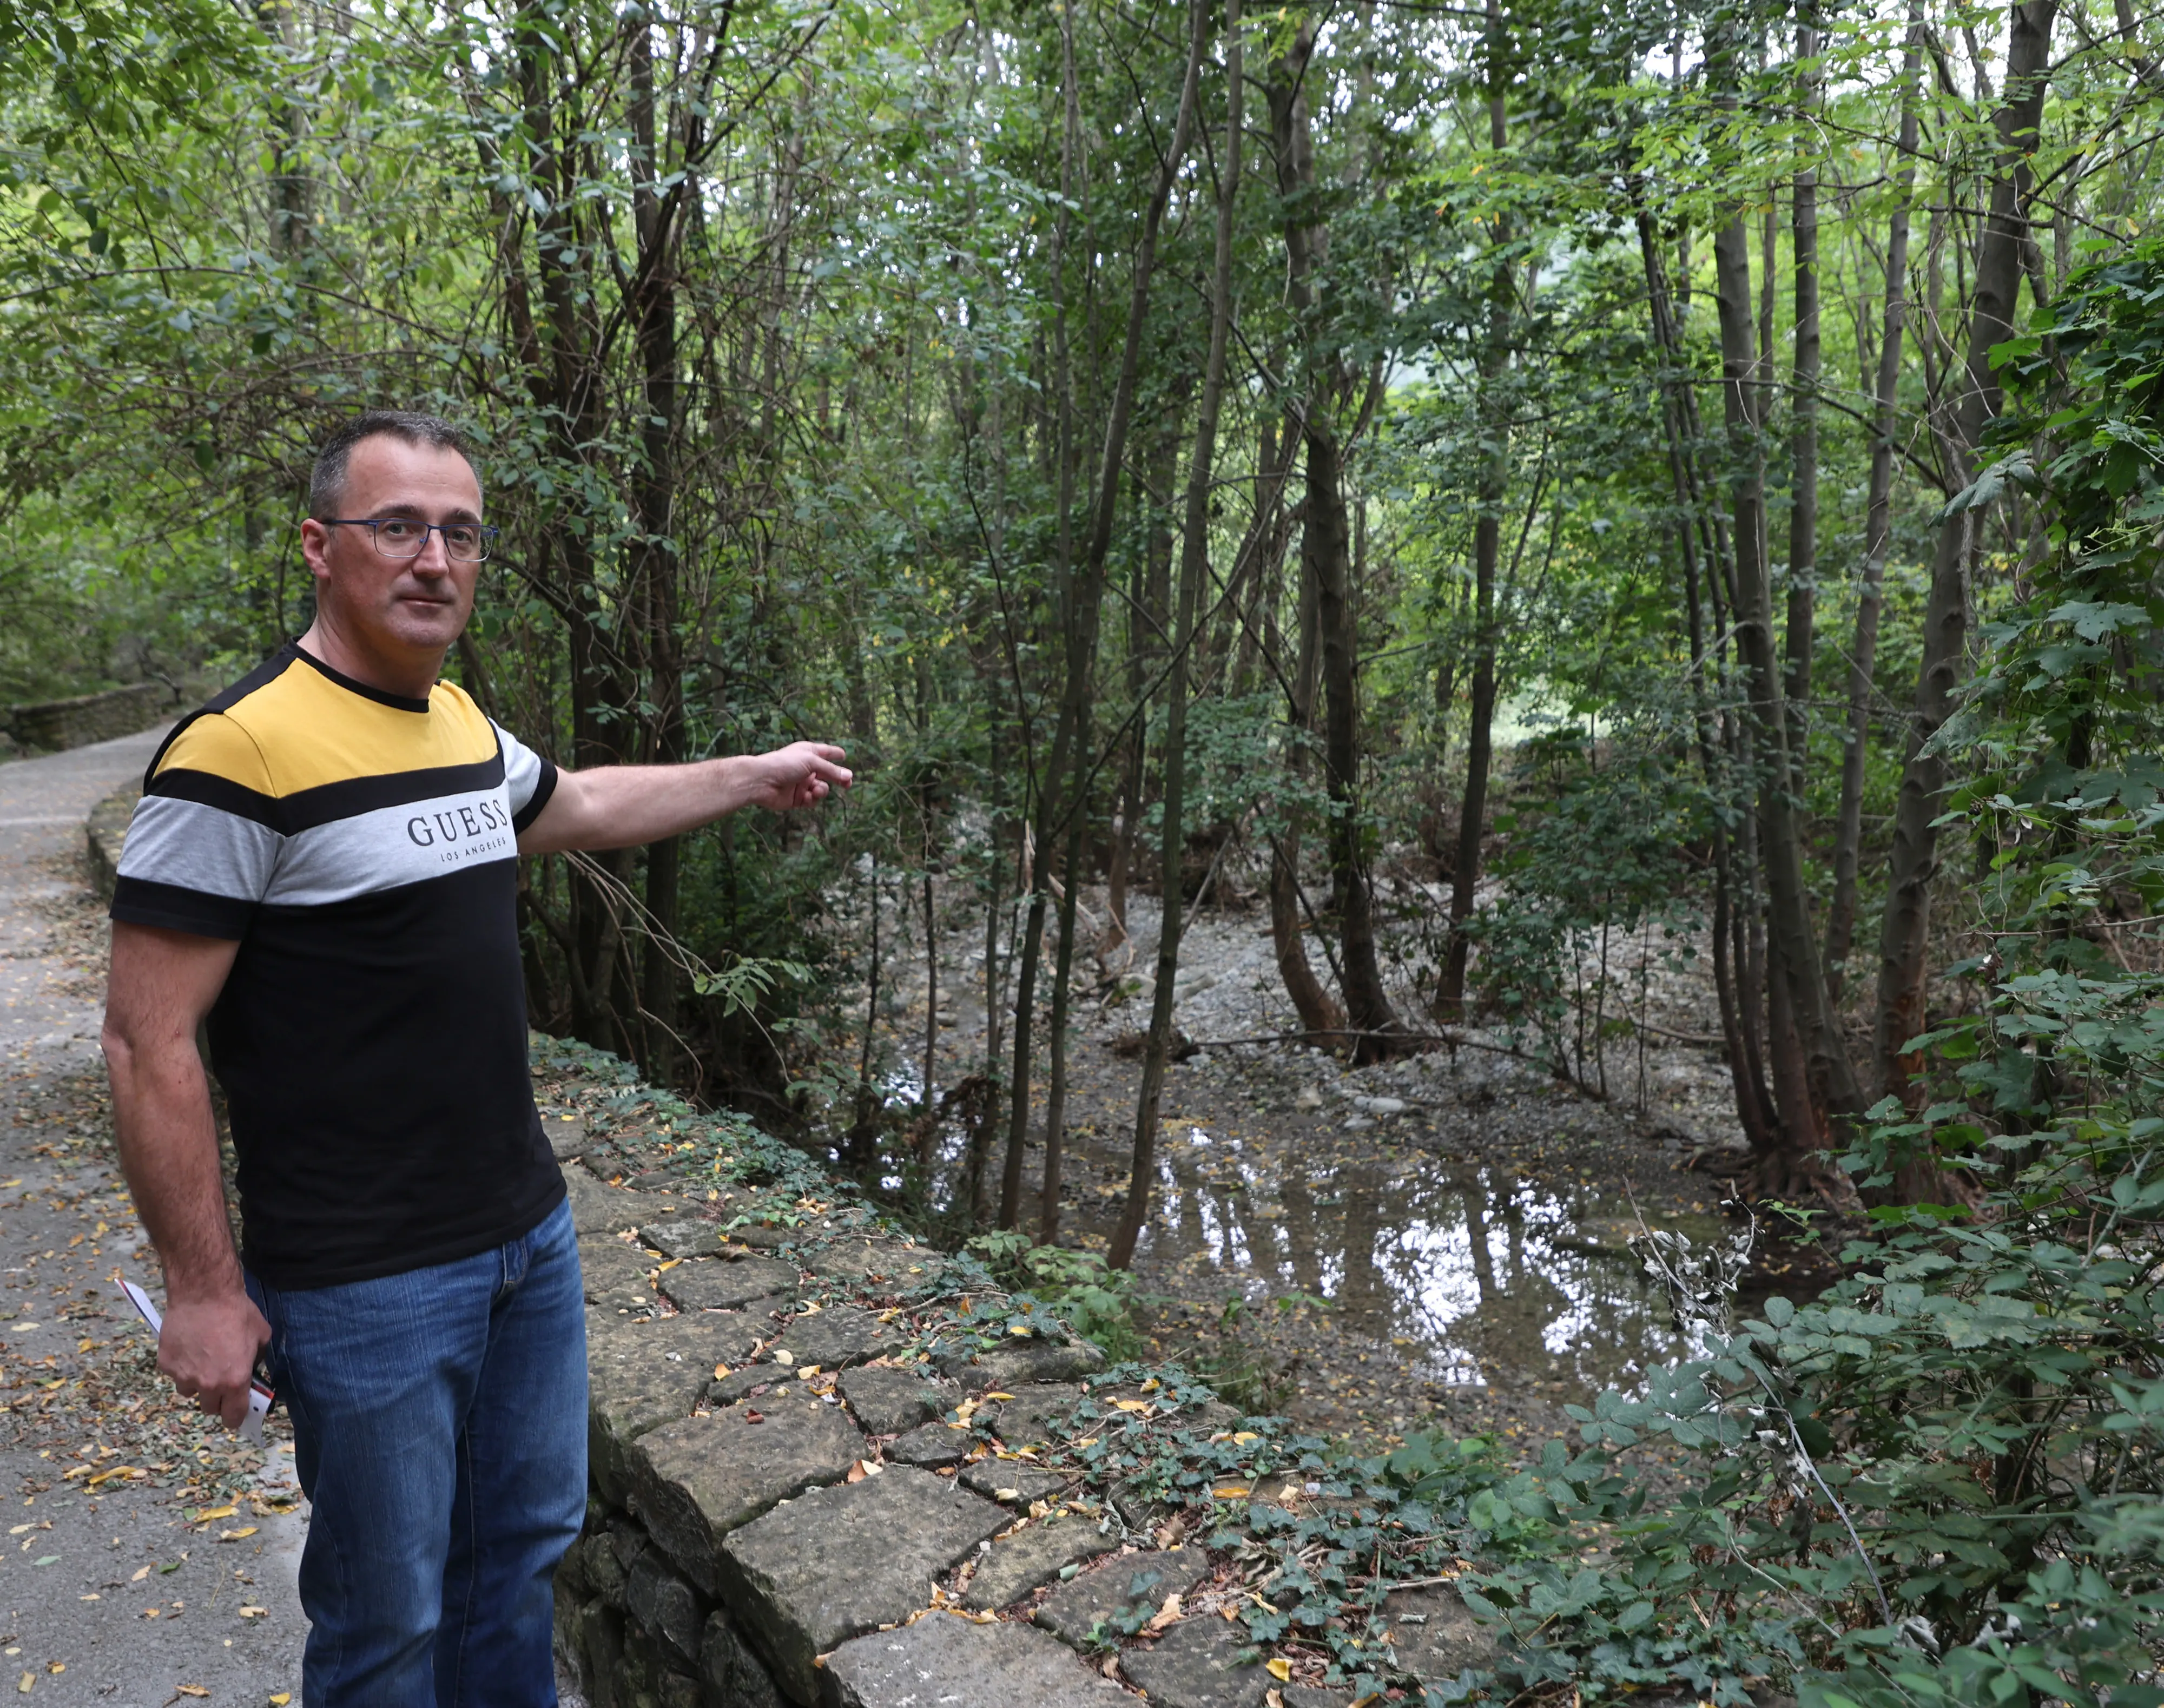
[109,642,565,1288]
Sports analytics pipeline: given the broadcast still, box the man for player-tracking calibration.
[100,410,849,1705]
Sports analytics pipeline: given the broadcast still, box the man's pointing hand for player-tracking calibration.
[737,742,852,812]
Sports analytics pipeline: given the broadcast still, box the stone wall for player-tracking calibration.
[7,683,171,754]
[544,1095,1497,1708]
[87,786,137,901]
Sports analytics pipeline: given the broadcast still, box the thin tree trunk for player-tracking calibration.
[1268,517,1344,1037]
[1827,6,1924,997]
[1710,31,1867,1164]
[1000,0,1206,1228]
[1785,14,1820,717]
[1111,0,1241,1271]
[1269,19,1402,1063]
[1439,0,1512,1020]
[1873,0,2057,1107]
[629,14,683,1084]
[1638,213,1782,1155]
[1038,0,1086,1243]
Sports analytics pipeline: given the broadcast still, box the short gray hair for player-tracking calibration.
[309,411,476,518]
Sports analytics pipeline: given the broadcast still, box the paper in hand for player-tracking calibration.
[119,1280,274,1445]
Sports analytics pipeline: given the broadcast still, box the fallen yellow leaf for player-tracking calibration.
[1007,1323,1033,1336]
[773,1350,794,1366]
[1232,1430,1260,1444]
[1266,1657,1292,1681]
[239,1606,267,1618]
[712,1363,730,1380]
[1112,1400,1151,1413]
[1212,1486,1251,1499]
[175,1689,209,1699]
[130,1566,150,1582]
[194,1505,237,1522]
[983,1392,1015,1401]
[218,1527,259,1542]
[272,1696,292,1706]
[15,1672,27,1694]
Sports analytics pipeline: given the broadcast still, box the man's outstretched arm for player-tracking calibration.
[517,740,852,855]
[102,922,265,1429]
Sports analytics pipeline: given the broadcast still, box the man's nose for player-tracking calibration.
[410,532,453,575]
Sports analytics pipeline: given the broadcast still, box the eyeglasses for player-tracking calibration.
[318,517,499,562]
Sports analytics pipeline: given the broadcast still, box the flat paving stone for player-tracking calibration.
[803,1236,926,1285]
[544,1111,589,1158]
[716,1466,1008,1704]
[961,1515,1118,1611]
[943,1336,1109,1392]
[709,1365,791,1406]
[1120,1616,1271,1708]
[564,1162,645,1235]
[772,1304,909,1372]
[982,1381,1084,1446]
[1383,1582,1497,1680]
[1035,1549,1212,1650]
[581,1235,660,1311]
[840,1364,957,1435]
[642,1216,728,1259]
[886,1421,969,1468]
[628,1396,866,1594]
[662,1255,800,1311]
[959,1459,1068,1506]
[824,1610,1129,1708]
[588,1309,773,1503]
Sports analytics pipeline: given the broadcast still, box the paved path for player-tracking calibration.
[0,730,304,1706]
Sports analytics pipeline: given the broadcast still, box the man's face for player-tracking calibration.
[306,434,484,662]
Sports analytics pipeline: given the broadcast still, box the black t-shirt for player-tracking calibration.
[109,643,564,1289]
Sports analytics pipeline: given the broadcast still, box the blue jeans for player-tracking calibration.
[249,1197,586,1707]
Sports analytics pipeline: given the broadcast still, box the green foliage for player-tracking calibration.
[966,1230,1147,1362]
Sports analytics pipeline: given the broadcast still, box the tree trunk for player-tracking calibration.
[1827,6,1923,998]
[1269,19,1402,1063]
[1038,0,1086,1245]
[1710,34,1867,1158]
[629,12,683,1085]
[999,0,1206,1228]
[1439,2,1511,1020]
[1111,0,1239,1271]
[1873,0,2057,1106]
[1785,17,1820,716]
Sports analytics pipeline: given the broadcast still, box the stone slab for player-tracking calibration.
[544,1112,589,1159]
[709,1366,789,1407]
[589,1311,776,1505]
[564,1163,645,1235]
[958,1460,1067,1507]
[624,1550,705,1666]
[803,1237,923,1286]
[982,1382,1083,1446]
[1034,1549,1212,1650]
[717,1466,1008,1705]
[1120,1616,1270,1708]
[663,1257,801,1313]
[960,1516,1117,1612]
[839,1365,955,1435]
[886,1422,968,1469]
[702,1608,786,1708]
[773,1306,909,1373]
[643,1216,727,1260]
[1382,1582,1496,1680]
[942,1336,1109,1392]
[628,1397,867,1595]
[823,1611,1129,1708]
[582,1236,660,1313]
[1283,1688,1357,1708]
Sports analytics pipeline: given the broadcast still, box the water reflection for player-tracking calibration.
[1072,1122,1720,1402]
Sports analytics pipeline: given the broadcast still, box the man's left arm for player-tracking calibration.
[517,741,851,855]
